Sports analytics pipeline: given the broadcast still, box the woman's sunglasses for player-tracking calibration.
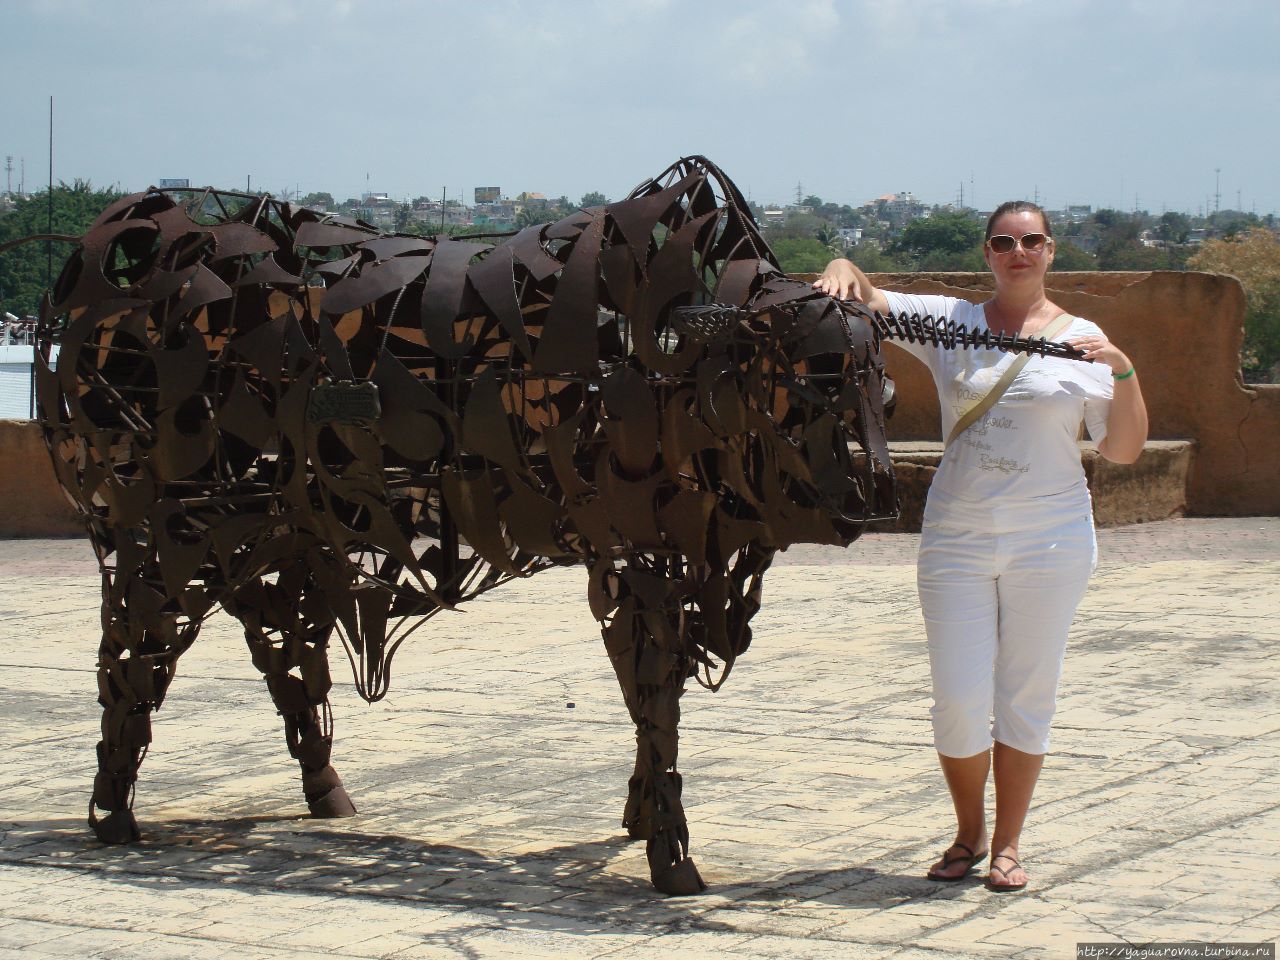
[987,233,1051,254]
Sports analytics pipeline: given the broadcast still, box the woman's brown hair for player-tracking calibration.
[985,201,1052,241]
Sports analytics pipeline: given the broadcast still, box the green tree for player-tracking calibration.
[890,211,984,269]
[1157,211,1191,244]
[515,205,545,229]
[300,191,335,210]
[1097,241,1170,271]
[1188,228,1280,382]
[580,191,609,207]
[0,180,125,317]
[843,243,910,273]
[1089,210,1166,269]
[1209,210,1261,239]
[766,212,828,242]
[1050,240,1097,271]
[817,202,861,228]
[772,237,837,274]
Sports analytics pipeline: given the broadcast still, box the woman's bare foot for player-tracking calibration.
[985,849,1028,891]
[926,837,990,881]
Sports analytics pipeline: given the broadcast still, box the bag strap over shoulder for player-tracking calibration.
[944,312,1077,450]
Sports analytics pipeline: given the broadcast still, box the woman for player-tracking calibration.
[814,202,1147,892]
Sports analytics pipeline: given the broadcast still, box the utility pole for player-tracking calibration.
[441,186,446,232]
[1214,168,1221,215]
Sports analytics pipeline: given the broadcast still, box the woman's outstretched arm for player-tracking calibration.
[813,258,891,315]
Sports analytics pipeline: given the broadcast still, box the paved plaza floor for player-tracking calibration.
[1,519,1277,959]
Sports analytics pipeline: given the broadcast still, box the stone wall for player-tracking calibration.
[0,420,83,537]
[860,270,1279,518]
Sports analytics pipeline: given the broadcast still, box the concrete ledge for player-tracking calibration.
[869,439,1195,532]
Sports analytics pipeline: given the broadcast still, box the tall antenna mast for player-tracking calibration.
[1214,168,1221,214]
[47,96,54,288]
[3,156,11,196]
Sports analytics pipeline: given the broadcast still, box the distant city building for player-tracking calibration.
[346,191,399,229]
[861,191,926,231]
[472,198,517,230]
[475,186,500,204]
[0,314,48,419]
[157,178,190,189]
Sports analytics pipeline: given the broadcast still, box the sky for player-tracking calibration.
[3,0,1277,215]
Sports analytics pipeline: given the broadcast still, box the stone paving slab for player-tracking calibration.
[0,519,1277,959]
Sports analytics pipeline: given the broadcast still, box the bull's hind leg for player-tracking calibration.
[594,557,706,895]
[227,568,356,819]
[91,544,206,844]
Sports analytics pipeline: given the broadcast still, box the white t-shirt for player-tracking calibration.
[883,291,1114,530]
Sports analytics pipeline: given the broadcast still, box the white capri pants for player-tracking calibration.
[917,511,1097,758]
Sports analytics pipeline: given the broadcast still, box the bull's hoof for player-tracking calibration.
[651,857,707,896]
[308,785,357,818]
[91,808,140,845]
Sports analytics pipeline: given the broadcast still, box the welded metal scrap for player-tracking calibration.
[38,156,908,896]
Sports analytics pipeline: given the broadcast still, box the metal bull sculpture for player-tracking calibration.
[33,155,1083,895]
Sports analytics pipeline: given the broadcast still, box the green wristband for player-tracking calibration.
[1113,365,1136,380]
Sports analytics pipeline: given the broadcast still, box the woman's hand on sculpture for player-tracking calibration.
[813,259,864,302]
[1066,333,1130,375]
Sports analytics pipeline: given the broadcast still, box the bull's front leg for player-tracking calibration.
[594,557,706,896]
[226,571,356,819]
[90,547,205,844]
[262,667,355,818]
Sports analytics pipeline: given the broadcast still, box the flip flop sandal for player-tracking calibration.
[986,854,1028,892]
[926,842,989,882]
